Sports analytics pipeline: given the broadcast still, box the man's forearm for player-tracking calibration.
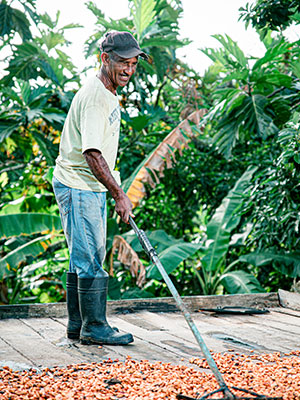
[83,149,123,200]
[83,149,133,223]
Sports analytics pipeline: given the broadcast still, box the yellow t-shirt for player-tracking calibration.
[54,76,121,192]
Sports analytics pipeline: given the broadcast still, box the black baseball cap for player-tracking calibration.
[100,31,148,60]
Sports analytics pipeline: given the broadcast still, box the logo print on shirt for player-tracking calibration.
[109,107,120,126]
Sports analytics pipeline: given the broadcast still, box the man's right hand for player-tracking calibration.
[115,191,134,223]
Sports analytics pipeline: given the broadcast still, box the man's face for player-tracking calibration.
[105,52,138,88]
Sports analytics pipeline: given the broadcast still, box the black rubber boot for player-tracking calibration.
[66,272,82,339]
[78,277,134,345]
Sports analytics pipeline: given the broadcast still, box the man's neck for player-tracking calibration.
[97,67,117,95]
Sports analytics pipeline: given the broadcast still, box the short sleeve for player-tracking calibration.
[80,105,107,153]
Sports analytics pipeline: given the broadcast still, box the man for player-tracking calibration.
[52,31,147,345]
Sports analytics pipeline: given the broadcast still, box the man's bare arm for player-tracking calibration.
[83,149,133,223]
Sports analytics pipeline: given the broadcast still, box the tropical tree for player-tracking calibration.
[195,31,300,292]
[239,0,300,36]
[201,34,299,158]
[194,166,264,295]
[0,0,38,44]
[0,0,84,303]
[238,113,300,291]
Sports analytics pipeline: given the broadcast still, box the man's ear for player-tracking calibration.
[101,52,110,66]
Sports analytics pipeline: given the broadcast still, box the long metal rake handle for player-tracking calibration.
[129,217,234,399]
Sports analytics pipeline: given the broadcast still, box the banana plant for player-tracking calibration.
[234,113,300,284]
[194,166,264,295]
[109,164,265,296]
[239,251,300,280]
[0,213,62,281]
[108,225,201,299]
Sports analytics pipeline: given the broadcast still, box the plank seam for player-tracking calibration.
[0,333,35,366]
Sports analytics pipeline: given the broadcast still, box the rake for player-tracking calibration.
[129,217,282,400]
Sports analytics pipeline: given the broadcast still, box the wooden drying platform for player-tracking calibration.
[0,290,299,371]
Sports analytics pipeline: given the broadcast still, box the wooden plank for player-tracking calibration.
[137,311,276,354]
[55,316,208,365]
[0,336,35,370]
[0,292,279,320]
[197,312,299,352]
[21,317,67,343]
[143,310,298,353]
[88,335,191,365]
[22,317,125,365]
[272,307,300,318]
[0,318,78,368]
[278,289,300,311]
[0,303,67,320]
[215,310,300,336]
[261,309,300,328]
[29,316,167,365]
[109,292,279,314]
[108,315,227,358]
[55,310,299,355]
[54,315,199,365]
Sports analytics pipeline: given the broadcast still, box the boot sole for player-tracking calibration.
[80,336,134,346]
[68,327,120,340]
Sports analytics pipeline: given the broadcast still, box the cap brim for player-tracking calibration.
[114,48,148,60]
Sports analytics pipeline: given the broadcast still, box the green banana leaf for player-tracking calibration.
[240,251,300,278]
[121,287,155,299]
[145,230,182,254]
[201,166,257,272]
[0,234,52,280]
[0,213,62,238]
[146,241,201,280]
[124,229,182,255]
[108,277,154,300]
[220,270,265,294]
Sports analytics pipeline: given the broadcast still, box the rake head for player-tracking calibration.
[177,385,283,400]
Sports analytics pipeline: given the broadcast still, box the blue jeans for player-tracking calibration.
[52,176,108,278]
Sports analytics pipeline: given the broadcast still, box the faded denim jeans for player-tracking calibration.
[52,176,108,278]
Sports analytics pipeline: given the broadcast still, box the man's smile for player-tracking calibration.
[119,73,130,80]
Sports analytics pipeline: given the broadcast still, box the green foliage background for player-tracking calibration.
[0,0,299,304]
